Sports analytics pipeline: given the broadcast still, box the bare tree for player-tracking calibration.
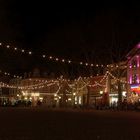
[106,31,128,105]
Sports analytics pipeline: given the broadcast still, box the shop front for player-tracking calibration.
[128,84,140,103]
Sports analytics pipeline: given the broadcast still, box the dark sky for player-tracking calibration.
[0,2,140,78]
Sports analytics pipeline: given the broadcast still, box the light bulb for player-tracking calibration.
[42,55,46,58]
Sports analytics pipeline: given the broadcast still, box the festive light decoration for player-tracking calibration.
[0,42,129,68]
[88,73,108,88]
[66,89,72,94]
[0,68,129,94]
[107,71,128,84]
[22,84,61,95]
[20,81,59,90]
[0,80,59,90]
[28,51,32,55]
[0,70,22,78]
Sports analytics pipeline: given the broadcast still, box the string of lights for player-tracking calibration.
[0,80,59,89]
[0,69,22,78]
[88,71,108,87]
[68,73,108,90]
[0,70,129,91]
[65,89,72,94]
[22,72,108,90]
[88,81,106,87]
[22,84,61,95]
[20,81,59,90]
[21,82,60,90]
[107,71,128,84]
[0,42,125,68]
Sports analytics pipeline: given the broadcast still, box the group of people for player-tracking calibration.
[98,100,140,111]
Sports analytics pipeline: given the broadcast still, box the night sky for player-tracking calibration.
[0,2,140,78]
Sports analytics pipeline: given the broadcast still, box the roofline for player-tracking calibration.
[126,43,140,58]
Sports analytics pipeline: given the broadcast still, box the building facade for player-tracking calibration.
[88,75,108,108]
[127,43,140,103]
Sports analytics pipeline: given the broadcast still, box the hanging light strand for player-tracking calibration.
[107,71,128,84]
[0,69,22,78]
[0,42,118,68]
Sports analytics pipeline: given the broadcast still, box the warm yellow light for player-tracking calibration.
[31,93,39,96]
[96,64,99,67]
[85,63,88,66]
[68,60,71,63]
[21,49,25,52]
[122,91,126,97]
[7,45,10,48]
[17,94,19,97]
[100,91,103,94]
[22,91,28,96]
[91,64,93,66]
[49,56,52,59]
[39,97,43,100]
[73,93,76,96]
[24,97,27,100]
[68,98,71,101]
[59,96,61,99]
[80,62,83,65]
[54,94,57,97]
[14,48,17,50]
